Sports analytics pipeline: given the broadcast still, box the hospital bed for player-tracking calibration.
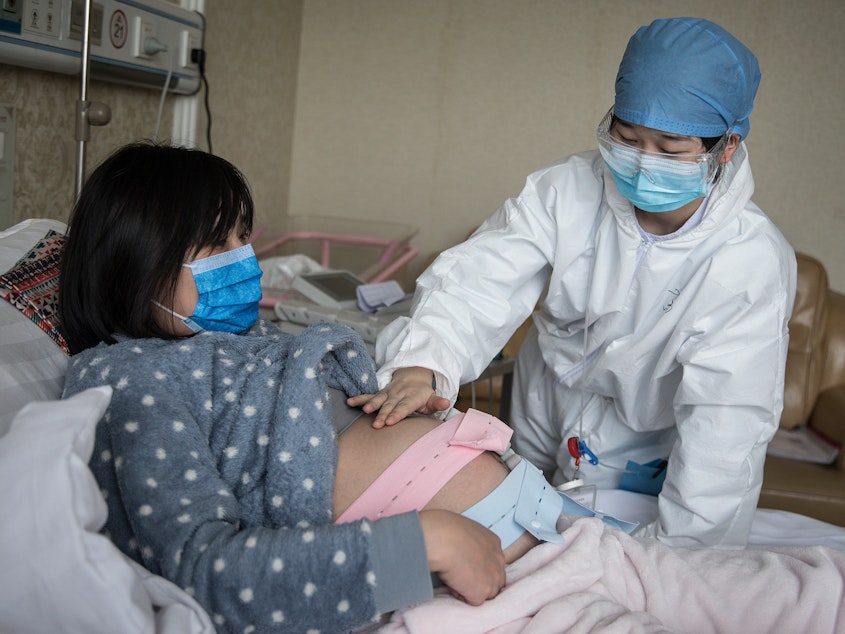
[2,218,845,633]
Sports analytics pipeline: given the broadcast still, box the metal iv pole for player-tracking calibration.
[74,0,111,199]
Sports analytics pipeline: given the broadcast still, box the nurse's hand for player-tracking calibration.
[347,366,451,428]
[419,509,506,605]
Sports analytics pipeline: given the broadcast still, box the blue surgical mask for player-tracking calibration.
[597,109,726,213]
[160,244,263,334]
[605,165,710,213]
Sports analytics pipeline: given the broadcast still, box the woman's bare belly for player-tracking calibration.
[334,413,539,563]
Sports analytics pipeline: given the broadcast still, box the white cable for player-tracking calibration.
[153,49,174,141]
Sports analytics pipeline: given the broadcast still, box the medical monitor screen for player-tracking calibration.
[304,272,361,299]
[293,271,366,307]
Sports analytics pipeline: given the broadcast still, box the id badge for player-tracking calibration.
[557,478,597,509]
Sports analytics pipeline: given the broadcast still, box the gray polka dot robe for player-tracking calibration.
[62,320,432,634]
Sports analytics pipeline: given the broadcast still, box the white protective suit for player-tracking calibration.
[376,143,797,548]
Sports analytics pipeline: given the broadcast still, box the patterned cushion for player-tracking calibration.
[0,230,68,354]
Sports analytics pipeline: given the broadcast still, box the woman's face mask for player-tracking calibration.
[596,110,728,213]
[162,243,263,334]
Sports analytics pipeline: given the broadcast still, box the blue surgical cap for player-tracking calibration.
[614,17,760,139]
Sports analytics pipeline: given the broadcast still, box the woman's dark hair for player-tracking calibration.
[700,135,723,151]
[610,114,723,150]
[59,141,254,354]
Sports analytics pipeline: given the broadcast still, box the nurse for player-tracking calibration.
[351,17,797,548]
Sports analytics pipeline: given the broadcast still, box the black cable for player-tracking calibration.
[201,62,212,154]
[192,10,212,154]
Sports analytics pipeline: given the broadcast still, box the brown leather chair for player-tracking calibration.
[759,253,845,525]
[457,252,845,526]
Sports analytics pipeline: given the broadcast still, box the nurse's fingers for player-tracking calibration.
[372,391,451,428]
[346,391,385,409]
[371,395,427,428]
[345,390,420,427]
[348,367,449,428]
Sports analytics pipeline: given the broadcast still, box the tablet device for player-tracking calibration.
[292,270,366,309]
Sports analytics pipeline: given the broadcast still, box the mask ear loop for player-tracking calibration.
[151,300,204,333]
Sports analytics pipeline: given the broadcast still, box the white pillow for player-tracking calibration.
[0,219,70,436]
[0,386,214,634]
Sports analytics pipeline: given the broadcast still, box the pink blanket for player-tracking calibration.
[382,517,845,633]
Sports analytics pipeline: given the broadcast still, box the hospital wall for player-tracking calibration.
[288,0,845,293]
[0,67,173,225]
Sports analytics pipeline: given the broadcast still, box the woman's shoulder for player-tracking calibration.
[62,322,296,395]
[68,321,285,362]
[514,150,605,227]
[63,336,192,394]
[69,334,195,363]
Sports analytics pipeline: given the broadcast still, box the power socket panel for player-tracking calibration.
[0,1,204,95]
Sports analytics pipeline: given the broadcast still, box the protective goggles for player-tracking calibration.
[596,108,729,186]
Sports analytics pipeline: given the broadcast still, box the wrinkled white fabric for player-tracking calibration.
[376,144,796,548]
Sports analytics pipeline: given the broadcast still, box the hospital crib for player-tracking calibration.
[252,215,419,351]
[251,214,418,303]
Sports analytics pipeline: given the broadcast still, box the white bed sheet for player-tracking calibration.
[594,488,845,552]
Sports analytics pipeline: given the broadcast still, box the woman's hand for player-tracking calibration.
[418,509,506,605]
[347,366,451,428]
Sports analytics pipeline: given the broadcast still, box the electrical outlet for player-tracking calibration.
[22,0,61,39]
[68,0,103,44]
[1,0,204,95]
[132,14,156,59]
[179,28,200,68]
